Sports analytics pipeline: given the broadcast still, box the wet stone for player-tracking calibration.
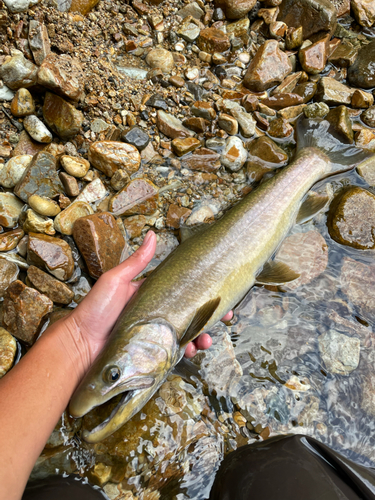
[316,77,353,106]
[214,0,257,19]
[183,117,209,133]
[246,136,288,182]
[0,155,32,188]
[37,53,83,101]
[347,41,375,89]
[23,115,52,144]
[218,113,238,135]
[0,52,38,90]
[303,102,329,118]
[278,104,306,121]
[293,81,317,103]
[177,1,204,19]
[325,105,353,143]
[197,28,231,54]
[88,141,140,178]
[27,233,74,281]
[0,85,15,101]
[54,201,93,236]
[341,257,375,322]
[73,212,125,279]
[123,215,147,238]
[59,172,79,197]
[145,48,175,74]
[191,101,216,121]
[121,127,150,151]
[14,151,64,203]
[10,88,35,117]
[220,136,247,172]
[110,169,130,192]
[43,92,84,141]
[182,148,221,173]
[157,110,195,140]
[27,266,73,305]
[28,20,50,66]
[318,330,360,375]
[361,373,375,417]
[356,129,375,153]
[11,131,46,158]
[23,209,55,236]
[261,93,304,110]
[69,0,100,15]
[177,16,201,42]
[0,192,24,228]
[361,106,375,128]
[75,178,107,204]
[60,155,90,178]
[357,156,375,186]
[286,26,303,50]
[171,137,201,157]
[243,40,292,92]
[351,0,375,28]
[166,204,192,229]
[230,108,256,138]
[3,280,53,345]
[0,328,17,378]
[268,117,293,138]
[0,228,24,252]
[351,90,374,109]
[0,260,19,298]
[109,178,158,216]
[145,94,168,111]
[328,40,358,68]
[299,36,328,74]
[28,195,60,217]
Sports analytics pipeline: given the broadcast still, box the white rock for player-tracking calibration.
[186,205,214,225]
[3,0,39,12]
[220,136,247,171]
[318,330,360,375]
[231,108,256,138]
[23,115,52,143]
[0,85,15,101]
[0,155,32,188]
[0,192,24,228]
[75,178,107,203]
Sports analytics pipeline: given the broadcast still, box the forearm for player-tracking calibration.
[0,319,85,500]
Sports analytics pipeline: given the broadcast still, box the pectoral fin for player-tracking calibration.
[180,297,221,347]
[296,191,330,224]
[256,261,300,285]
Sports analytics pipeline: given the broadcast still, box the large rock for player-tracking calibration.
[0,328,17,378]
[0,260,19,298]
[0,52,38,90]
[109,178,159,216]
[214,0,256,19]
[27,265,74,305]
[327,187,375,249]
[277,0,337,40]
[246,136,288,182]
[341,257,375,322]
[11,130,46,158]
[145,48,175,74]
[43,92,83,141]
[197,28,231,53]
[69,0,100,15]
[318,330,360,375]
[316,77,354,105]
[3,0,39,12]
[347,41,375,90]
[351,0,375,28]
[27,233,74,281]
[0,192,24,228]
[37,53,83,101]
[243,40,292,92]
[14,151,64,203]
[3,280,53,345]
[88,141,141,177]
[54,201,93,235]
[157,110,195,139]
[73,212,125,279]
[182,148,221,173]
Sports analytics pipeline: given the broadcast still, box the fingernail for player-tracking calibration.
[142,231,154,247]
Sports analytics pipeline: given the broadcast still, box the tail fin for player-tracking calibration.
[296,117,371,173]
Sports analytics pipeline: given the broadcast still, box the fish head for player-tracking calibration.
[69,319,180,442]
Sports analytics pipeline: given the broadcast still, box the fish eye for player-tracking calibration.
[104,366,121,383]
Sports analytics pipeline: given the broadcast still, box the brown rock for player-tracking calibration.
[243,40,292,92]
[218,113,238,135]
[328,0,350,16]
[27,233,74,281]
[241,94,259,112]
[0,53,38,90]
[341,257,375,322]
[0,228,24,252]
[214,0,257,19]
[23,209,55,236]
[37,54,83,101]
[60,155,90,178]
[351,0,375,28]
[69,0,100,15]
[88,141,141,178]
[166,204,192,229]
[11,130,46,157]
[110,169,130,192]
[328,40,358,68]
[0,193,24,228]
[109,178,159,216]
[293,81,317,103]
[14,151,64,203]
[197,28,230,54]
[261,93,303,110]
[268,117,293,138]
[3,280,53,345]
[123,215,147,238]
[351,90,374,109]
[246,136,288,182]
[59,172,79,197]
[27,265,74,305]
[191,101,216,121]
[0,328,17,378]
[285,26,303,50]
[0,260,19,298]
[145,48,175,74]
[328,187,375,249]
[28,21,51,66]
[325,105,353,143]
[54,201,94,236]
[169,75,185,87]
[272,72,302,95]
[182,148,221,173]
[299,36,328,74]
[171,137,201,157]
[73,212,125,279]
[182,117,209,133]
[43,92,83,141]
[157,110,195,139]
[316,77,354,105]
[10,88,35,117]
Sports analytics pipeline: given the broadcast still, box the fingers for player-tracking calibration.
[221,310,233,322]
[184,333,212,358]
[115,231,156,283]
[184,342,197,358]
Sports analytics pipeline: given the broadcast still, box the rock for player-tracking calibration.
[28,21,50,66]
[261,93,304,110]
[347,41,375,89]
[75,178,107,203]
[293,81,317,103]
[182,148,221,172]
[218,113,238,135]
[357,156,375,186]
[88,141,141,178]
[3,280,53,345]
[166,204,192,229]
[361,373,375,417]
[171,137,201,157]
[268,117,293,138]
[0,85,15,101]
[230,108,256,137]
[277,0,337,40]
[277,104,306,121]
[37,54,83,101]
[214,0,257,19]
[121,127,150,151]
[11,130,46,157]
[0,228,24,252]
[328,0,350,16]
[356,129,375,152]
[109,178,158,216]
[0,52,38,90]
[318,330,360,375]
[177,16,201,42]
[186,205,215,226]
[0,328,17,378]
[54,201,93,235]
[183,117,210,133]
[191,101,216,121]
[361,106,375,128]
[274,230,328,290]
[69,0,99,15]
[197,28,231,54]
[0,260,19,298]
[0,192,24,228]
[246,136,288,182]
[60,155,90,178]
[145,49,175,74]
[3,0,38,12]
[23,209,55,236]
[220,136,247,171]
[43,92,83,141]
[73,212,125,279]
[145,94,168,111]
[328,40,358,68]
[351,90,374,109]
[325,105,353,143]
[90,118,110,134]
[243,40,292,92]
[303,102,329,118]
[351,0,375,28]
[59,172,79,197]
[169,75,185,88]
[27,233,74,281]
[14,151,64,203]
[23,115,52,144]
[27,265,74,304]
[0,155,32,188]
[157,110,195,139]
[28,195,60,217]
[316,77,353,105]
[299,36,328,74]
[10,88,35,117]
[177,2,204,19]
[123,215,147,238]
[341,257,375,322]
[327,187,375,249]
[285,26,303,50]
[110,169,130,192]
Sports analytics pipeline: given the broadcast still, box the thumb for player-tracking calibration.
[116,230,157,283]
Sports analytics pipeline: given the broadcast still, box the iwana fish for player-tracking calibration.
[69,118,369,442]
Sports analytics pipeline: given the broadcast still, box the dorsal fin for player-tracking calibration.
[255,261,300,285]
[180,298,221,348]
[296,191,330,224]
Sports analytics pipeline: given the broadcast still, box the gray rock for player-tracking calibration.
[220,136,247,171]
[90,118,110,133]
[23,115,52,143]
[318,329,360,375]
[116,67,148,80]
[0,85,15,101]
[231,107,256,138]
[3,0,38,12]
[28,20,51,66]
[177,2,204,19]
[177,16,201,42]
[121,127,150,151]
[0,52,38,90]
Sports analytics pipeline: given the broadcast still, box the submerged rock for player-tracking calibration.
[318,330,360,375]
[246,136,288,182]
[182,148,221,173]
[341,257,375,322]
[220,136,247,172]
[347,41,375,89]
[0,328,17,378]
